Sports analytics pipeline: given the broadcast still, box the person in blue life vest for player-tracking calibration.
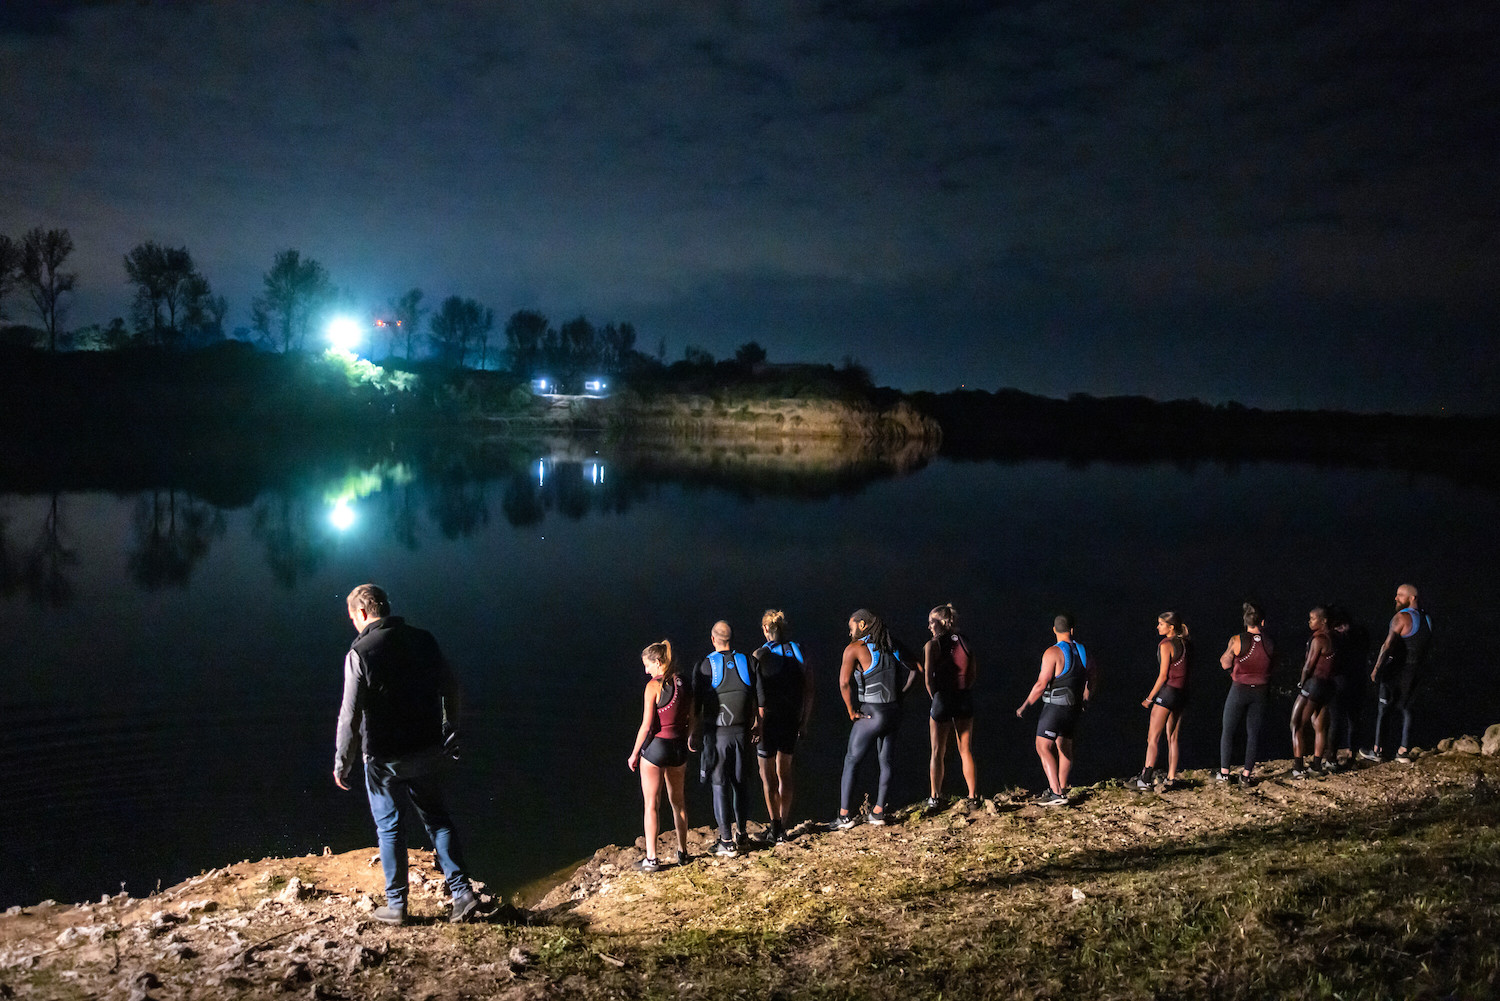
[627,639,694,872]
[691,620,759,857]
[835,608,916,828]
[923,603,979,808]
[752,609,812,843]
[333,583,479,926]
[1360,583,1433,764]
[1016,613,1096,807]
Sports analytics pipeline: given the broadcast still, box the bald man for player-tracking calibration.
[692,620,758,856]
[1360,584,1433,764]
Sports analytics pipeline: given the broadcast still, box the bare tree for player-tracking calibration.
[503,309,549,376]
[20,227,76,351]
[124,241,204,347]
[387,288,426,360]
[251,249,332,352]
[0,234,21,320]
[429,295,494,369]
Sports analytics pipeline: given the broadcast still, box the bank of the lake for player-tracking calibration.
[4,739,1498,1000]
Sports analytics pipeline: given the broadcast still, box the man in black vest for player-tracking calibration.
[334,583,479,925]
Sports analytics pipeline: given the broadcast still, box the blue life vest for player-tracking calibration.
[1043,641,1087,706]
[856,640,899,705]
[709,651,753,689]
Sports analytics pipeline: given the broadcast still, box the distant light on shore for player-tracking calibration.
[327,316,362,353]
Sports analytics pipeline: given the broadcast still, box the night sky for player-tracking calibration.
[2,2,1495,412]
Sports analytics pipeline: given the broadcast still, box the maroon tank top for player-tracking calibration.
[652,675,688,739]
[1162,637,1189,688]
[1232,632,1273,685]
[1310,635,1336,680]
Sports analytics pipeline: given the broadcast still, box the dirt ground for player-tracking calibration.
[3,737,1498,1000]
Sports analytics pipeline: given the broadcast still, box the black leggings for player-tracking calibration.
[841,704,900,812]
[1220,682,1268,773]
[711,731,751,842]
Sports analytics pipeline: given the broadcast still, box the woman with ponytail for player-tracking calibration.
[628,639,693,871]
[1218,602,1275,787]
[1134,611,1191,789]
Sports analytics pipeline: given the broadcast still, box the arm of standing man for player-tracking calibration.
[1370,612,1406,682]
[1017,647,1059,717]
[333,649,364,791]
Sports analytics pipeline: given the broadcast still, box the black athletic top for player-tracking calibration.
[755,641,806,720]
[1397,607,1433,672]
[930,632,974,693]
[696,650,756,734]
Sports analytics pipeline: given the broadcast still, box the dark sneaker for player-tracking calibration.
[1237,773,1254,788]
[1395,749,1414,764]
[449,891,480,923]
[713,840,739,857]
[773,824,791,844]
[922,796,942,810]
[867,811,888,826]
[633,857,661,873]
[1215,771,1230,782]
[1320,758,1340,774]
[1357,748,1382,762]
[963,797,982,809]
[1132,771,1154,790]
[1038,791,1069,807]
[372,905,407,926]
[675,850,691,865]
[832,814,857,831]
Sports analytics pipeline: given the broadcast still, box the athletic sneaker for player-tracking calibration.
[1133,770,1155,790]
[867,811,889,826]
[1357,748,1382,762]
[1038,791,1069,807]
[1395,749,1414,764]
[674,850,691,865]
[1215,771,1231,783]
[832,814,857,831]
[1237,773,1254,788]
[773,825,791,844]
[713,840,739,857]
[634,857,661,873]
[922,797,942,810]
[963,797,982,809]
[1319,758,1340,774]
[1290,766,1309,779]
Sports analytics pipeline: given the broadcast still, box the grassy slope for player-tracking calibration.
[2,753,1497,1000]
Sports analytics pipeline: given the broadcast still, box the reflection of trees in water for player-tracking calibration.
[252,493,330,589]
[427,472,489,540]
[3,494,78,607]
[128,489,226,589]
[496,461,643,527]
[384,483,421,550]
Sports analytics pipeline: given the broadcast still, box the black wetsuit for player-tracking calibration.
[1330,621,1370,752]
[929,631,974,723]
[696,650,757,842]
[1374,607,1433,751]
[840,640,903,813]
[754,640,806,758]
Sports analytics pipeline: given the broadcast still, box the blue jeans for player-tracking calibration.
[364,753,472,908]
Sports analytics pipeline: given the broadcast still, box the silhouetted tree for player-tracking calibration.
[19,227,76,351]
[558,316,598,373]
[387,288,426,360]
[251,493,329,589]
[123,242,221,347]
[251,249,332,352]
[735,341,768,366]
[182,274,227,345]
[0,234,21,321]
[684,345,714,366]
[429,295,494,369]
[598,321,639,373]
[504,309,549,376]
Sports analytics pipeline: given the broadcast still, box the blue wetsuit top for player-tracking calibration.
[697,651,755,732]
[855,640,899,705]
[1043,641,1087,705]
[1397,607,1433,672]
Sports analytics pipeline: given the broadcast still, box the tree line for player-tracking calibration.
[0,228,776,380]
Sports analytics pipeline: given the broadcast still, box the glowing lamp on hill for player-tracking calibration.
[326,316,363,353]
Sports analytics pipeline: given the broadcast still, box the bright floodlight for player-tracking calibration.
[327,316,362,352]
[329,500,356,531]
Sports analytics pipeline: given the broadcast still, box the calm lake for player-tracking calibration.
[2,435,1497,908]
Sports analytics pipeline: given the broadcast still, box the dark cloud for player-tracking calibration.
[0,1,1495,410]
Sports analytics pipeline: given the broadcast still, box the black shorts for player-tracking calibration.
[1299,676,1335,707]
[641,736,687,768]
[758,719,799,758]
[1151,685,1188,713]
[1037,703,1081,740]
[930,689,974,722]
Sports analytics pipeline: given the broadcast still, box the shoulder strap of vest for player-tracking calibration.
[1400,607,1420,636]
[862,640,879,674]
[710,651,725,689]
[787,641,804,665]
[733,651,751,687]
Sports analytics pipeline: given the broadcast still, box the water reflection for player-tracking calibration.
[0,494,77,606]
[129,490,225,589]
